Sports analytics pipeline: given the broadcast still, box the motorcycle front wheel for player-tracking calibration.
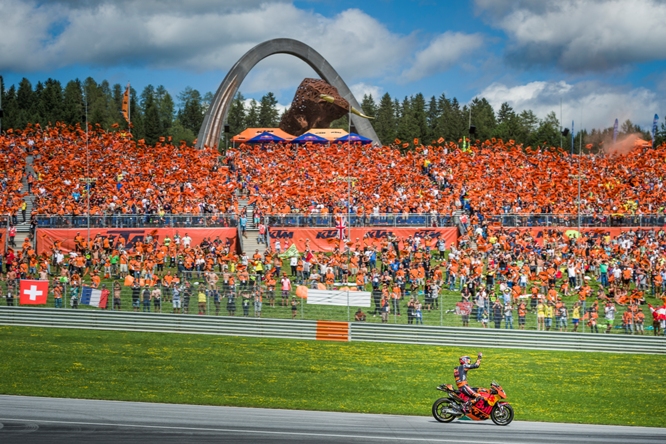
[490,403,514,426]
[432,398,458,423]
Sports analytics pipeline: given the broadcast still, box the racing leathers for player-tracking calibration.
[454,355,482,410]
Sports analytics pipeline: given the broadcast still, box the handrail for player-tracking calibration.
[30,213,666,229]
[265,213,666,228]
[33,214,239,228]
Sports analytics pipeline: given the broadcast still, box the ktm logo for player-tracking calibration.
[364,230,392,239]
[315,230,338,239]
[269,230,294,239]
[415,230,442,239]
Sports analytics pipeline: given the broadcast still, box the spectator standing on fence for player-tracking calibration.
[291,297,298,319]
[604,301,616,334]
[544,302,554,331]
[53,283,63,308]
[492,299,503,329]
[196,287,206,315]
[254,293,262,318]
[131,281,141,312]
[151,286,162,313]
[142,286,151,312]
[504,303,514,329]
[172,283,181,314]
[182,281,192,314]
[242,292,250,317]
[381,296,390,323]
[113,281,122,310]
[414,300,423,324]
[280,273,291,307]
[536,300,545,331]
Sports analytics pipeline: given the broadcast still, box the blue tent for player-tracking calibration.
[247,131,286,144]
[292,132,329,144]
[334,132,372,144]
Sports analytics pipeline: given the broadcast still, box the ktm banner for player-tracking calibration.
[487,226,655,246]
[268,227,459,253]
[37,228,239,255]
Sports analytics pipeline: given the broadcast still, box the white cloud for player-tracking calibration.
[350,83,383,102]
[401,32,484,82]
[475,0,666,72]
[479,80,662,130]
[0,0,416,88]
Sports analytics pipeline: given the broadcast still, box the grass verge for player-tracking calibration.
[0,326,663,427]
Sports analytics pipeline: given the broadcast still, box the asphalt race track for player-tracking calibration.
[0,395,664,444]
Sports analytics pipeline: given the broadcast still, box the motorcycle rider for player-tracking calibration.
[454,352,483,413]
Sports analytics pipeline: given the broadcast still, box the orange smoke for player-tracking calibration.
[603,133,650,156]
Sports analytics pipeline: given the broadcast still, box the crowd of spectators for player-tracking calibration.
[2,124,666,225]
[230,139,666,221]
[1,222,664,334]
[0,130,27,218]
[2,123,237,219]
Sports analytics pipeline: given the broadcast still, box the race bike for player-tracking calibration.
[432,381,514,426]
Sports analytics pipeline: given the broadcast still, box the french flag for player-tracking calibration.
[80,286,107,308]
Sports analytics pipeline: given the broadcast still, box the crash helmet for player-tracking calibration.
[459,356,471,365]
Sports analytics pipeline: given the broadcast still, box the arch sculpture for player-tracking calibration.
[196,38,379,148]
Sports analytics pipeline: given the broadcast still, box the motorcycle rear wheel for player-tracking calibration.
[432,398,458,423]
[490,403,514,426]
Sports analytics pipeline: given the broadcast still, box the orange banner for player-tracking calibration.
[36,228,239,255]
[487,226,655,245]
[0,229,5,253]
[267,227,458,253]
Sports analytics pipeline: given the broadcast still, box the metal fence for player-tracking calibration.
[0,307,316,340]
[483,214,666,228]
[0,307,663,354]
[34,214,238,229]
[351,323,665,354]
[265,213,666,228]
[30,213,666,230]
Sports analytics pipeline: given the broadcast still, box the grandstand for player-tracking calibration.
[1,123,665,335]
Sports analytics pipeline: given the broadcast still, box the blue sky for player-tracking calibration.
[1,0,665,131]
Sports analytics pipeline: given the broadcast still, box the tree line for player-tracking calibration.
[1,75,663,150]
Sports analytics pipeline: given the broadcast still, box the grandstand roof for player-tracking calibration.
[308,128,349,141]
[231,128,295,143]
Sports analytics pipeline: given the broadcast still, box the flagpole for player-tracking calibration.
[578,107,582,231]
[128,82,131,131]
[85,86,90,248]
[347,102,351,321]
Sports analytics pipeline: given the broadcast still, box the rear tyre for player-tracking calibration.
[490,403,514,426]
[432,398,458,423]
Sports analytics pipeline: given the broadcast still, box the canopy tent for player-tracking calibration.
[308,128,348,141]
[231,128,294,143]
[334,132,373,144]
[247,131,287,144]
[292,132,329,144]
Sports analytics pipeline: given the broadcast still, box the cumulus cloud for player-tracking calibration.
[0,0,414,85]
[400,32,484,82]
[478,80,662,130]
[475,0,666,73]
[350,83,383,101]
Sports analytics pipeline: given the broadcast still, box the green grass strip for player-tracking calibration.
[0,326,663,427]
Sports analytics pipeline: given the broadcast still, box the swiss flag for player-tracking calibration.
[19,280,49,305]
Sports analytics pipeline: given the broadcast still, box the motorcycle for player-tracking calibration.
[432,381,514,426]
